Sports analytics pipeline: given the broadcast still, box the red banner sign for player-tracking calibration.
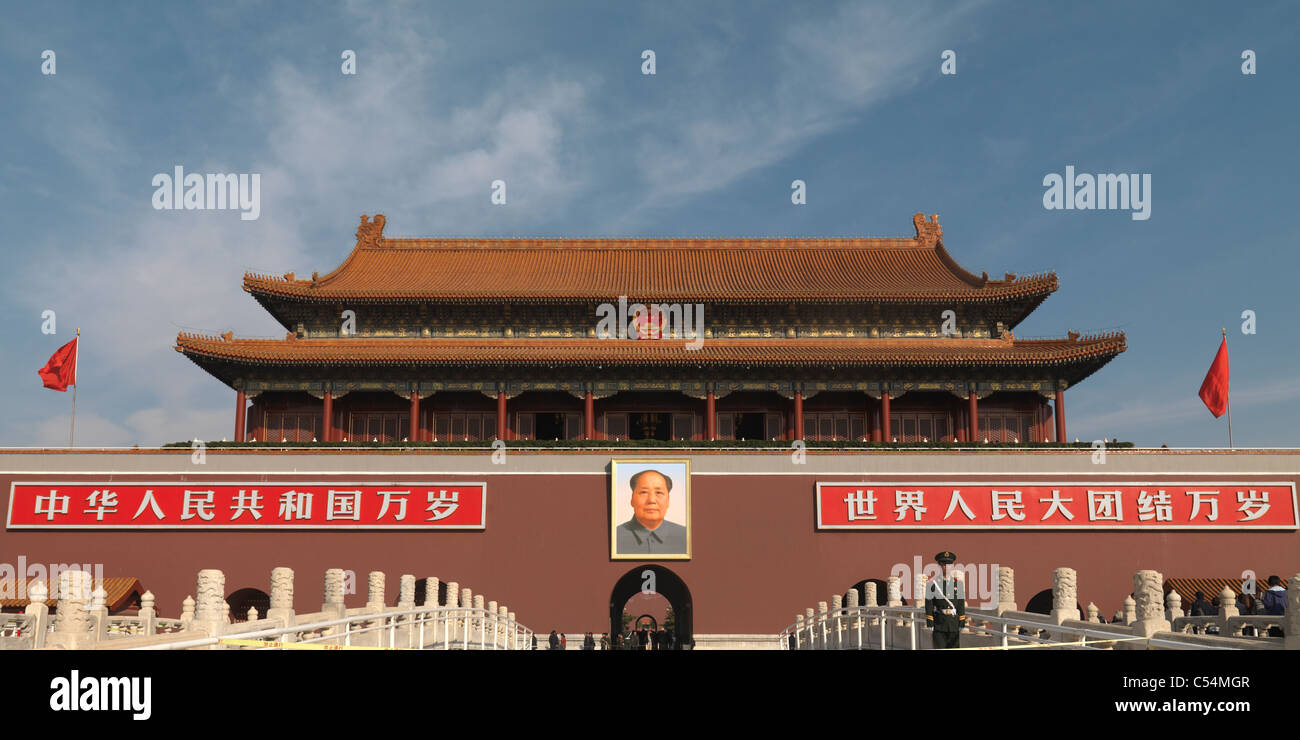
[816,482,1298,530]
[6,482,486,529]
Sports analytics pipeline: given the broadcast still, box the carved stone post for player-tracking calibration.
[913,574,926,612]
[247,606,259,621]
[886,577,902,607]
[845,588,860,647]
[795,614,805,650]
[864,582,879,628]
[180,595,195,628]
[1086,602,1100,623]
[394,574,417,646]
[1050,568,1080,624]
[193,569,227,637]
[473,594,485,646]
[132,589,154,636]
[1131,570,1171,639]
[462,587,474,645]
[830,595,843,648]
[887,577,904,627]
[24,580,50,648]
[804,607,815,650]
[358,571,387,646]
[1122,595,1136,625]
[366,571,386,610]
[445,581,459,643]
[1217,586,1239,635]
[996,566,1017,615]
[424,577,440,607]
[268,567,295,623]
[322,568,346,617]
[396,575,415,609]
[1285,574,1300,650]
[90,585,109,642]
[1165,590,1183,623]
[48,569,94,649]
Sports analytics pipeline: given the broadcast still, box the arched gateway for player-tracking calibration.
[609,565,692,649]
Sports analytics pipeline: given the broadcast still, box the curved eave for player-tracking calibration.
[241,277,1060,306]
[176,333,1125,390]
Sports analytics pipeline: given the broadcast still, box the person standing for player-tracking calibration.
[924,551,967,649]
[1261,575,1287,637]
[1189,591,1215,617]
[548,629,560,650]
[583,631,595,650]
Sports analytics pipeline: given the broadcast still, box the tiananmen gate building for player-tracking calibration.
[175,213,1126,445]
[6,212,1297,650]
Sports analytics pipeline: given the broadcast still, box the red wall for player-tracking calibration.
[3,468,1297,634]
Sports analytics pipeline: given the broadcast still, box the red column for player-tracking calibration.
[584,391,594,440]
[793,391,804,441]
[880,393,891,441]
[409,391,420,442]
[706,390,716,441]
[1055,388,1067,443]
[322,391,333,442]
[234,390,246,442]
[497,391,508,441]
[968,391,979,441]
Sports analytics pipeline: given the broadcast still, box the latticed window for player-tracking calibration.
[432,413,496,441]
[888,413,949,442]
[977,413,1033,442]
[264,413,321,443]
[347,413,408,442]
[803,413,868,441]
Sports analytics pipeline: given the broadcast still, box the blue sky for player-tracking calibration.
[2,0,1296,447]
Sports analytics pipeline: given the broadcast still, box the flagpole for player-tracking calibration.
[1222,327,1232,449]
[70,328,79,448]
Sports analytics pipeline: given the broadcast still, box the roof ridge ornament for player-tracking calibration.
[357,214,386,247]
[912,212,942,247]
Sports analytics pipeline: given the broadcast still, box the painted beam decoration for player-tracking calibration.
[6,482,486,529]
[816,482,1298,530]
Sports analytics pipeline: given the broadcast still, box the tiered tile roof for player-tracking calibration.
[242,213,1058,304]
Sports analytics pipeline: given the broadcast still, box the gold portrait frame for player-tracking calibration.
[609,458,692,560]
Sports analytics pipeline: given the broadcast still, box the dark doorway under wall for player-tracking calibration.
[609,565,692,649]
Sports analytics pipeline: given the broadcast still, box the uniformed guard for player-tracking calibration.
[924,551,967,649]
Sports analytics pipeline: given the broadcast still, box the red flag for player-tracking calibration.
[1198,338,1229,418]
[38,337,78,392]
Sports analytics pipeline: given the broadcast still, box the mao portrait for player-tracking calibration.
[610,459,691,560]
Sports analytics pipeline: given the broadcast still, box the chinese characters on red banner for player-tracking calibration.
[815,483,1297,529]
[6,483,486,529]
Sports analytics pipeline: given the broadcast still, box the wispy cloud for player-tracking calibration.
[627,1,987,214]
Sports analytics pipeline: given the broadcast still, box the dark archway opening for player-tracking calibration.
[226,588,270,622]
[629,413,672,440]
[847,578,910,606]
[610,565,692,649]
[1024,588,1084,618]
[413,578,451,607]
